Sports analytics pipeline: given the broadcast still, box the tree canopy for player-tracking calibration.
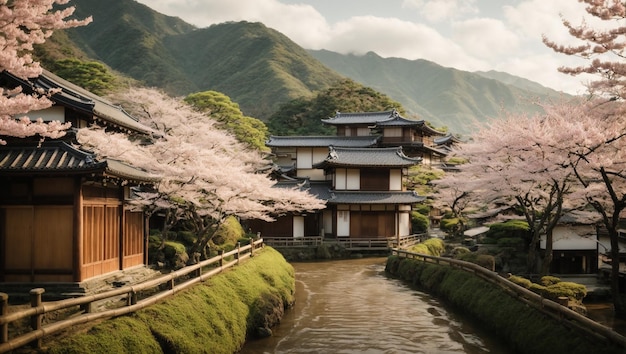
[0,0,91,143]
[268,79,406,136]
[49,58,117,95]
[184,91,269,151]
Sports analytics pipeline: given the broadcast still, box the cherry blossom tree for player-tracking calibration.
[78,87,325,261]
[543,0,626,99]
[0,0,91,143]
[544,0,626,316]
[434,107,583,274]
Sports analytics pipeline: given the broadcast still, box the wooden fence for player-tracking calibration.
[264,233,426,250]
[0,239,264,353]
[391,248,626,349]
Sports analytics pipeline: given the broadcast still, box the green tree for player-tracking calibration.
[184,91,269,151]
[268,79,406,136]
[50,58,117,95]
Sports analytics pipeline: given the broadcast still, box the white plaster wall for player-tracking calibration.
[540,225,597,250]
[24,106,65,122]
[335,169,346,190]
[293,216,304,238]
[296,148,312,169]
[337,210,350,237]
[296,168,325,180]
[346,169,360,190]
[399,212,410,236]
[389,169,402,191]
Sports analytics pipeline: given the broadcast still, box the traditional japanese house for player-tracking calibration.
[539,211,602,274]
[321,109,449,165]
[265,135,379,180]
[313,146,424,238]
[0,70,158,288]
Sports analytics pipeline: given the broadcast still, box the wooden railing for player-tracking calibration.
[264,234,426,250]
[391,248,626,349]
[0,239,264,353]
[263,236,324,247]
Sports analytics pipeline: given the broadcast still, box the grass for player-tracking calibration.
[46,247,294,354]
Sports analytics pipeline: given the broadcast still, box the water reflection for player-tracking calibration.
[239,258,509,353]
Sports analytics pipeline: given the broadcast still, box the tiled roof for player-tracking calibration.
[313,147,422,168]
[266,135,380,147]
[272,180,424,204]
[434,134,461,145]
[0,141,158,183]
[374,115,424,127]
[274,180,333,200]
[2,70,155,136]
[327,190,425,204]
[321,110,396,125]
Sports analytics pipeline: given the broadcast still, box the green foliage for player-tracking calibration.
[385,257,616,354]
[446,156,467,164]
[410,211,430,233]
[540,275,561,287]
[49,58,118,95]
[440,218,460,233]
[268,79,405,136]
[487,220,530,240]
[413,204,430,215]
[48,247,295,354]
[508,275,587,303]
[458,253,496,270]
[409,238,445,256]
[496,237,524,248]
[184,91,269,151]
[451,246,470,258]
[209,216,248,253]
[508,275,533,288]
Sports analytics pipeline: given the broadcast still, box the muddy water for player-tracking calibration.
[239,257,509,353]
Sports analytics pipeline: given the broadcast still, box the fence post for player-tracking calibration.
[236,242,241,264]
[0,292,7,344]
[220,250,224,267]
[250,238,255,257]
[29,288,45,349]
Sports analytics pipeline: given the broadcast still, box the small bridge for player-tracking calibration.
[263,234,426,251]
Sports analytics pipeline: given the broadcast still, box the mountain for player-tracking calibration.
[308,50,570,134]
[61,0,343,120]
[38,0,570,135]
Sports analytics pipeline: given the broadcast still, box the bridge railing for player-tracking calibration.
[0,239,264,353]
[391,248,626,349]
[264,234,426,249]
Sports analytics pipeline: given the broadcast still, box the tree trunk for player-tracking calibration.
[609,229,626,316]
[526,231,540,274]
[541,229,554,276]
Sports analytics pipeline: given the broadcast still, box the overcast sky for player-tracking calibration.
[134,0,600,95]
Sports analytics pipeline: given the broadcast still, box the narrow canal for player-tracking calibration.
[239,257,509,353]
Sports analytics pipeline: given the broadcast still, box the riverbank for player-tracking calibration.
[385,255,624,354]
[41,247,294,354]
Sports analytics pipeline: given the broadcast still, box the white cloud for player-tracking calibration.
[452,18,520,60]
[402,0,478,23]
[322,16,486,70]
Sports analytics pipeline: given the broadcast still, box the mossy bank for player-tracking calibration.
[385,255,623,354]
[44,247,294,354]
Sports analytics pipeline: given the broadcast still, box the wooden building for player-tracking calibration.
[0,70,157,285]
[321,110,449,165]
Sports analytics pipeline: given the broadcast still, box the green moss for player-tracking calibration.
[508,275,532,288]
[410,211,430,233]
[385,256,622,354]
[47,247,294,354]
[540,275,561,286]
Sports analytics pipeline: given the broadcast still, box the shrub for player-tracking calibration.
[540,275,561,287]
[413,204,430,216]
[487,220,530,240]
[409,243,431,255]
[440,218,460,233]
[544,282,587,302]
[496,237,524,248]
[423,238,445,256]
[451,246,470,258]
[458,252,495,271]
[411,211,430,233]
[508,275,532,288]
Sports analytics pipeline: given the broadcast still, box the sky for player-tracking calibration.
[134,0,603,95]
